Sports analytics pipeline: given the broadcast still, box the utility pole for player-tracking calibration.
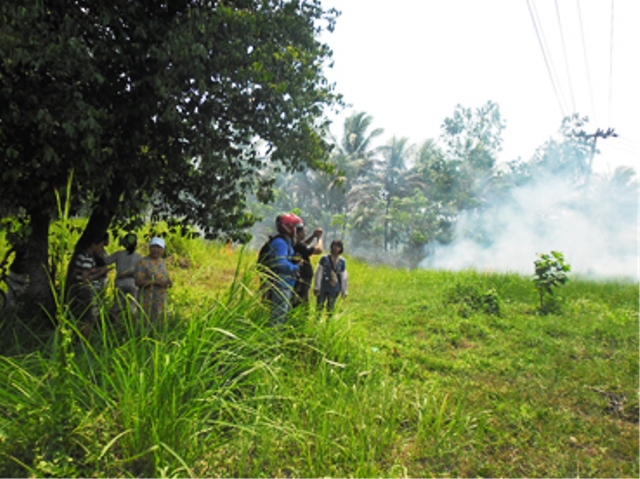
[574,127,617,187]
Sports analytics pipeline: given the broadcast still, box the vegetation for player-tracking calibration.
[533,250,571,314]
[0,0,340,312]
[0,231,637,477]
[0,3,637,473]
[250,109,638,273]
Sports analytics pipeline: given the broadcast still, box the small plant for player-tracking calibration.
[446,282,501,317]
[532,251,571,314]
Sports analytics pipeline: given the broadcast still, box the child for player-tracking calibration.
[314,239,348,314]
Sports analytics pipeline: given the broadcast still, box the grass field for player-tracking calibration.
[0,235,637,477]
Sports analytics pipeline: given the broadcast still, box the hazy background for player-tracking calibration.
[317,0,638,279]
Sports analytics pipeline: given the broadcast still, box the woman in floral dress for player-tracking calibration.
[134,237,172,322]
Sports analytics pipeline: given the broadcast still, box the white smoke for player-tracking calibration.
[423,173,639,280]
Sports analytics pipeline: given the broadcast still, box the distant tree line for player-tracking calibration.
[250,106,638,267]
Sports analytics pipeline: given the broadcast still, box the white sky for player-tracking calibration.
[321,0,639,173]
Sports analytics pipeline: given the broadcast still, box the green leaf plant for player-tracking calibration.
[532,250,571,314]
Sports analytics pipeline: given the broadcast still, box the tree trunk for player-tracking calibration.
[64,184,125,288]
[23,208,55,321]
[384,196,391,252]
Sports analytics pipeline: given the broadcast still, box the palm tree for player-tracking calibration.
[349,136,423,251]
[321,111,385,235]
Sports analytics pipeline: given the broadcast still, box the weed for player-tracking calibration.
[445,282,501,317]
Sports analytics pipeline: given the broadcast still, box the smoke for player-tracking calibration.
[422,172,638,280]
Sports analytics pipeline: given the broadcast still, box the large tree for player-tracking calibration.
[440,100,505,210]
[0,0,340,313]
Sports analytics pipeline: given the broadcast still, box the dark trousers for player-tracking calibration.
[292,279,311,307]
[317,290,339,313]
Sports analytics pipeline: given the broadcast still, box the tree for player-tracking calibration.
[324,111,384,234]
[440,100,506,210]
[252,111,385,241]
[347,136,420,251]
[527,114,594,186]
[0,0,340,314]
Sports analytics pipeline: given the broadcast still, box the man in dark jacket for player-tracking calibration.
[292,225,323,308]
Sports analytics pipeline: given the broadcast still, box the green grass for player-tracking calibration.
[0,235,637,477]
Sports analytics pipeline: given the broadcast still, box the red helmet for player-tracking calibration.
[277,213,303,236]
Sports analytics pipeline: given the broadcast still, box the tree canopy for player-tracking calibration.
[0,0,341,311]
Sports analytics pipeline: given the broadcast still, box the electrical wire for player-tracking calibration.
[525,0,567,118]
[532,0,570,115]
[554,0,577,113]
[608,0,615,124]
[576,0,598,126]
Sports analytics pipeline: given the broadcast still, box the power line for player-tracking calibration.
[576,0,598,125]
[525,0,567,118]
[608,0,615,124]
[554,0,577,113]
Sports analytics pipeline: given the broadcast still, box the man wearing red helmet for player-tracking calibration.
[268,213,303,324]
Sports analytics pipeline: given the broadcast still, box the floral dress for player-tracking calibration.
[134,256,171,322]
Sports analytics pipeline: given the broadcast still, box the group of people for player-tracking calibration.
[65,212,347,335]
[263,213,348,325]
[67,233,172,336]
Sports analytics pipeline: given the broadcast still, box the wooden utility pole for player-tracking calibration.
[574,127,617,187]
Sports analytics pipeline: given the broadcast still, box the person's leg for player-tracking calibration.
[327,292,339,314]
[293,281,310,310]
[316,290,328,318]
[299,281,310,304]
[271,285,292,325]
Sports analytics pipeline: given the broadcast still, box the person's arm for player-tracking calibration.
[304,227,324,250]
[104,251,117,266]
[339,258,348,297]
[314,258,324,295]
[135,259,172,288]
[74,253,103,284]
[134,261,148,288]
[162,263,173,288]
[88,266,109,282]
[272,238,299,275]
[93,251,112,279]
[312,235,324,255]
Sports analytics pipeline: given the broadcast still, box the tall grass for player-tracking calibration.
[0,226,637,477]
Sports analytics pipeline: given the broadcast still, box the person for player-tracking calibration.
[105,232,143,319]
[134,237,172,323]
[292,224,323,308]
[314,239,348,315]
[267,213,302,325]
[93,232,111,295]
[67,236,110,337]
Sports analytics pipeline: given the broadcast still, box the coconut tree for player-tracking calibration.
[347,136,424,251]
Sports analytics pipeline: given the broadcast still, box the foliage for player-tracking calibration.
[533,250,571,314]
[249,102,509,261]
[1,1,341,239]
[445,281,501,317]
[0,231,637,477]
[1,0,343,313]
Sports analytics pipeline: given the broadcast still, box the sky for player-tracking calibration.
[320,0,639,173]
